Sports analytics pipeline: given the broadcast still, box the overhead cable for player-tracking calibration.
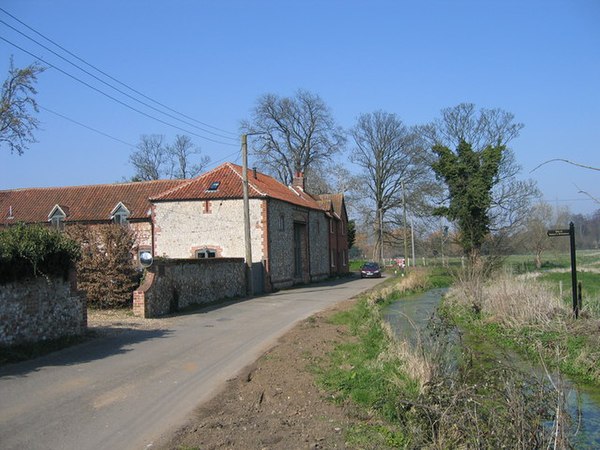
[0,36,238,147]
[0,6,238,138]
[40,105,136,148]
[0,18,237,141]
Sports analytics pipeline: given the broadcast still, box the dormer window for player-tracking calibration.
[207,181,220,192]
[48,204,68,231]
[110,202,130,225]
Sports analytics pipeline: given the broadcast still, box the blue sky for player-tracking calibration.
[1,0,599,214]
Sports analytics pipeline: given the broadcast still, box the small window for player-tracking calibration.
[51,216,64,231]
[279,215,285,231]
[207,181,220,191]
[110,202,130,224]
[331,250,336,267]
[113,212,128,225]
[197,249,217,258]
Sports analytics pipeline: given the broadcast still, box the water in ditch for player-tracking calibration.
[384,288,600,448]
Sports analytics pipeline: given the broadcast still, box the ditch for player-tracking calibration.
[384,288,600,448]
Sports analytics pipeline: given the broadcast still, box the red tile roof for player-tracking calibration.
[152,163,326,211]
[0,179,186,225]
[314,193,346,220]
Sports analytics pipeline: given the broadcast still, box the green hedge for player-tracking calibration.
[0,223,80,284]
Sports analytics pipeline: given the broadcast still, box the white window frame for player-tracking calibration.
[110,202,131,225]
[197,248,217,258]
[48,204,67,231]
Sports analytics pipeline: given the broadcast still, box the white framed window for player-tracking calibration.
[50,216,65,231]
[197,249,217,258]
[110,202,130,225]
[48,204,67,231]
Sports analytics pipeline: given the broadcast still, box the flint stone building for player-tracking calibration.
[0,163,349,292]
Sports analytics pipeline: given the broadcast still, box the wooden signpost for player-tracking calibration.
[547,222,578,318]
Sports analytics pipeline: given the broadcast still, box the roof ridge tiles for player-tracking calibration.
[2,178,184,193]
[226,163,266,197]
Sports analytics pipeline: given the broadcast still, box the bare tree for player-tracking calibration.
[167,134,209,179]
[0,57,45,155]
[130,134,166,181]
[421,103,539,258]
[350,111,434,263]
[242,89,346,185]
[129,134,210,181]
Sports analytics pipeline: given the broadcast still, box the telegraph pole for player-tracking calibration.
[402,181,409,268]
[241,134,253,296]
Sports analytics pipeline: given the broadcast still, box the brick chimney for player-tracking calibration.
[292,171,305,191]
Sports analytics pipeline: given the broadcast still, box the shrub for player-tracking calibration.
[0,223,80,283]
[66,224,139,309]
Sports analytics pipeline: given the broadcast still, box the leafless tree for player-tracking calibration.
[0,57,45,155]
[129,134,210,181]
[130,134,166,181]
[242,89,346,185]
[350,111,435,262]
[167,134,209,179]
[421,103,539,251]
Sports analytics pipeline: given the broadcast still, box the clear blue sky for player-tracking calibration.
[1,0,599,214]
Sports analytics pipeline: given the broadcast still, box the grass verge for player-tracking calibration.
[314,268,572,448]
[443,271,600,385]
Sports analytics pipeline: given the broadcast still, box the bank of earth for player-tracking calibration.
[158,296,383,449]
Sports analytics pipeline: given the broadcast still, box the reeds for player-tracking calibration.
[446,270,566,328]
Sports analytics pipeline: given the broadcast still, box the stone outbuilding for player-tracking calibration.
[150,163,349,291]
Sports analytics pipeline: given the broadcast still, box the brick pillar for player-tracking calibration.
[133,271,155,318]
[133,291,146,317]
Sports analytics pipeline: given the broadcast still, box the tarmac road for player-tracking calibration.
[0,275,384,450]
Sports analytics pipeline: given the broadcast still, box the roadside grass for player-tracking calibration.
[314,268,565,448]
[349,259,366,272]
[314,275,419,447]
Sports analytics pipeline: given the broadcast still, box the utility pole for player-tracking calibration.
[411,216,416,266]
[402,181,409,268]
[241,134,253,296]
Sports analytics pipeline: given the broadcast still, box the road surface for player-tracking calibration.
[0,276,383,450]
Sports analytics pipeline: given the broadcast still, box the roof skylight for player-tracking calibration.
[207,181,220,191]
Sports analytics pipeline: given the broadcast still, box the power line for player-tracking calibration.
[40,105,136,148]
[0,36,238,147]
[43,104,240,175]
[0,6,238,138]
[0,18,237,142]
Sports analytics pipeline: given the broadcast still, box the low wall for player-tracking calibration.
[0,270,87,347]
[133,258,246,318]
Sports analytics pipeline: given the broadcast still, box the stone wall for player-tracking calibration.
[0,270,86,347]
[133,258,245,318]
[308,209,330,281]
[267,200,331,289]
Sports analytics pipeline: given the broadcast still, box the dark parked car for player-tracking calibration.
[360,262,382,278]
